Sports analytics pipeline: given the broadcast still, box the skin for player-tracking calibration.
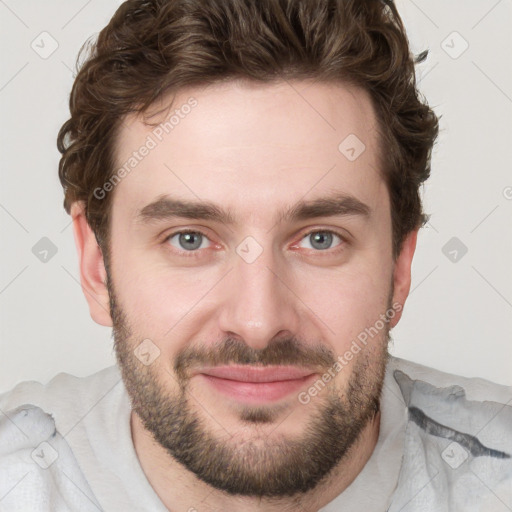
[71,79,418,511]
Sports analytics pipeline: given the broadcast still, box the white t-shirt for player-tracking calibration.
[0,356,511,511]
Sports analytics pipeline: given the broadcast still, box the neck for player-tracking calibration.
[131,409,381,512]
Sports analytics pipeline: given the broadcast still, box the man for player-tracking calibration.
[0,0,511,510]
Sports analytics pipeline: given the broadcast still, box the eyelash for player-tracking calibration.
[162,228,348,258]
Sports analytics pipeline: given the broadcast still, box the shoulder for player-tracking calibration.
[387,355,512,403]
[386,356,512,512]
[0,365,123,425]
[387,355,512,449]
[0,367,121,511]
[0,365,124,450]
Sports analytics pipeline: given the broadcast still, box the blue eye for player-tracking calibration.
[166,231,211,252]
[299,231,344,251]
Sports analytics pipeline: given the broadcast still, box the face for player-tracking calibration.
[103,79,405,497]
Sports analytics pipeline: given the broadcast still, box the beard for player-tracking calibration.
[107,269,391,498]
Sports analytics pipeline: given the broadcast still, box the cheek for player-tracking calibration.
[114,256,218,342]
[109,232,192,333]
[296,263,392,353]
[304,268,392,393]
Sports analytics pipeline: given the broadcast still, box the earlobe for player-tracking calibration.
[389,229,418,328]
[70,202,113,327]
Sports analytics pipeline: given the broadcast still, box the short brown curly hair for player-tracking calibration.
[57,0,439,259]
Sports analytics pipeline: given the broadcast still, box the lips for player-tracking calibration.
[197,365,317,403]
[200,365,315,382]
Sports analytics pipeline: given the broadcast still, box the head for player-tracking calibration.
[60,0,439,498]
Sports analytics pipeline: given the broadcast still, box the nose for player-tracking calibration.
[217,242,301,350]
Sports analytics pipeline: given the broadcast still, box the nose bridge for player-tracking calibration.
[217,240,300,349]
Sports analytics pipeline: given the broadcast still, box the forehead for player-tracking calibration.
[112,79,385,224]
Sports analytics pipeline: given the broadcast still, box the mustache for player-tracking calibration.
[174,337,337,380]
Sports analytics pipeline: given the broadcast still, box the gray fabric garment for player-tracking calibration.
[387,371,512,512]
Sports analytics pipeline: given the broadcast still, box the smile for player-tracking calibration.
[197,365,318,404]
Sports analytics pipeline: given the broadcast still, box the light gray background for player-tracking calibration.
[0,0,511,392]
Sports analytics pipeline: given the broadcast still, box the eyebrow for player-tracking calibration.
[135,192,371,226]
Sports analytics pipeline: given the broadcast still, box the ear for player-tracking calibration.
[70,202,113,327]
[389,229,418,328]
